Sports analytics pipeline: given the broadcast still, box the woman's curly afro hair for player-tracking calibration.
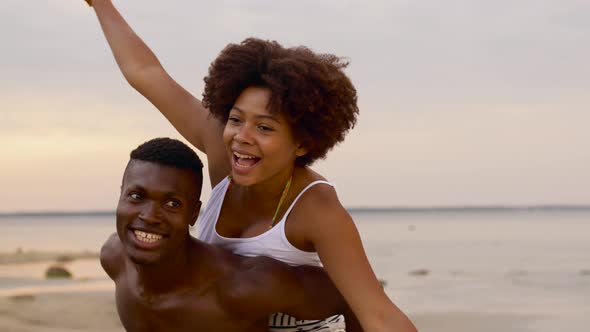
[202,38,359,166]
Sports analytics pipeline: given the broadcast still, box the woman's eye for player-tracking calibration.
[165,200,181,208]
[258,125,273,132]
[130,193,141,200]
[228,116,241,124]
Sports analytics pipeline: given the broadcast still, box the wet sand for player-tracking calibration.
[0,290,542,332]
[0,251,119,331]
[0,292,122,332]
[0,253,531,332]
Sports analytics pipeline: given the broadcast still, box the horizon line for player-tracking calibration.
[2,204,590,217]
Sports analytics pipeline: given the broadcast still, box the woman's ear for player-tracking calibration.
[295,144,308,157]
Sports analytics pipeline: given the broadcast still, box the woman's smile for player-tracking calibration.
[232,150,262,174]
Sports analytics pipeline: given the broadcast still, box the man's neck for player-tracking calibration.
[133,240,205,295]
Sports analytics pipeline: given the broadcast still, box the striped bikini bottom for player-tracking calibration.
[268,313,345,332]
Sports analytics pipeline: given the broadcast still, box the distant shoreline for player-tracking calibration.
[2,204,590,217]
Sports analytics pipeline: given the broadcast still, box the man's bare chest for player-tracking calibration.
[114,284,253,331]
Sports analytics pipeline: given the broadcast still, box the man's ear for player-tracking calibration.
[190,200,202,227]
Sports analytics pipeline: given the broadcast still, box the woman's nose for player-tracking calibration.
[234,125,254,144]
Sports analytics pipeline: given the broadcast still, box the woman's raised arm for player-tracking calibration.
[87,0,229,185]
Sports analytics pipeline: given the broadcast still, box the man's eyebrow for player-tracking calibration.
[124,184,144,191]
[163,191,182,198]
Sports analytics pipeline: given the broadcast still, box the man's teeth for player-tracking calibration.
[134,230,162,243]
[234,152,257,159]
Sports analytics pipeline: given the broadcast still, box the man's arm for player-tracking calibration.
[100,232,124,280]
[222,257,363,331]
[290,264,363,332]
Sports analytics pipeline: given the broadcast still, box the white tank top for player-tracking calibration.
[197,177,333,267]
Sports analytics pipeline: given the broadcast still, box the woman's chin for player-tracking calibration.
[231,160,262,183]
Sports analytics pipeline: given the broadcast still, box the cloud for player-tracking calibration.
[2,0,590,210]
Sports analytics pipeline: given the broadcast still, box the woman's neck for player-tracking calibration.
[236,165,298,201]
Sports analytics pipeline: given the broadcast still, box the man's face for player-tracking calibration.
[116,161,201,265]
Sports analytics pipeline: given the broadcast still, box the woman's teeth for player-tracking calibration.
[234,152,260,168]
[233,152,257,159]
[134,230,162,243]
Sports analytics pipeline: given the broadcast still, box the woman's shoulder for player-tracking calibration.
[286,169,354,252]
[291,167,336,202]
[284,167,355,251]
[289,167,349,221]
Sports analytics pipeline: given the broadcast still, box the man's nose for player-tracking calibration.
[139,201,162,223]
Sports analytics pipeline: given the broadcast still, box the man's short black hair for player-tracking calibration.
[129,137,203,181]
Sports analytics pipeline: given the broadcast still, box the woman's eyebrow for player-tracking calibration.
[231,106,280,123]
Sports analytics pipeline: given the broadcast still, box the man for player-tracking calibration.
[101,138,360,332]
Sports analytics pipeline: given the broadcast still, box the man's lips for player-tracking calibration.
[128,227,168,248]
[134,230,163,243]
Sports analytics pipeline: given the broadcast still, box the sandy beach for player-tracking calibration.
[0,251,120,332]
[0,291,539,332]
[0,289,555,332]
[1,252,586,332]
[0,252,526,332]
[0,291,121,332]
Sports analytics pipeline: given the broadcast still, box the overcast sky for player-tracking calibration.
[1,0,589,212]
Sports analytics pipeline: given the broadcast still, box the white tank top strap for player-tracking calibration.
[196,176,230,243]
[280,180,334,220]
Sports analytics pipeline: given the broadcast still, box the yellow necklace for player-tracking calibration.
[227,173,293,229]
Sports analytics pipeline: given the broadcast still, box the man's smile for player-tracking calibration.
[127,226,168,249]
[134,230,163,243]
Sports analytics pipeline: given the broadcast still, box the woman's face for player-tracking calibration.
[223,86,306,186]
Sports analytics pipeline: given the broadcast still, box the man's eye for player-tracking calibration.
[165,200,181,208]
[130,193,141,200]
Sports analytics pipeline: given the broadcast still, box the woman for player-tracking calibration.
[85,1,416,331]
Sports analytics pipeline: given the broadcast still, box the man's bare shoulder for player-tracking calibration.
[100,233,124,280]
[217,255,301,317]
